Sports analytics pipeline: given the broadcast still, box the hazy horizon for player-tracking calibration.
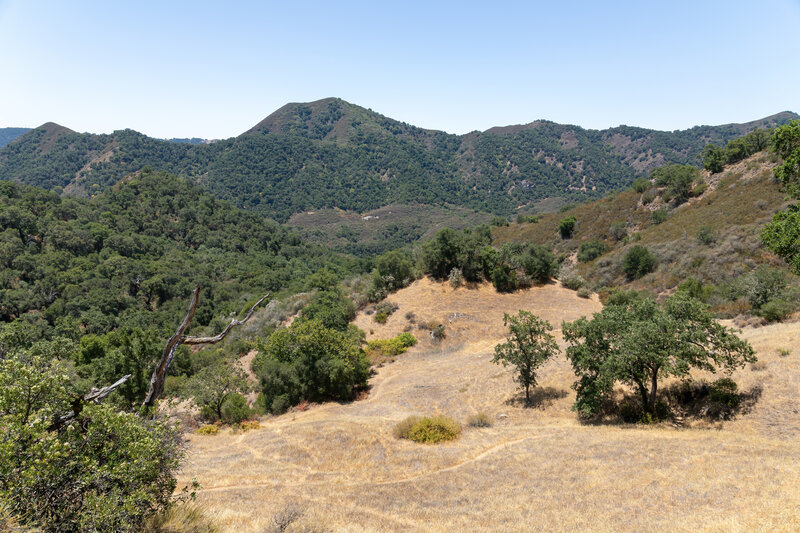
[1,0,799,138]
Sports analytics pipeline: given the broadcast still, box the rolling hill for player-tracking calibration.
[0,127,31,148]
[0,98,796,223]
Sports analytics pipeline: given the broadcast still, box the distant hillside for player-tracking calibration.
[0,98,795,222]
[492,150,796,316]
[0,127,31,148]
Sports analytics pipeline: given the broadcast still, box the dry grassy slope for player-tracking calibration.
[181,279,800,532]
[493,151,792,293]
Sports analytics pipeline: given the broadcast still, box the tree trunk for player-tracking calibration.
[647,368,659,413]
[637,381,649,413]
[525,383,530,405]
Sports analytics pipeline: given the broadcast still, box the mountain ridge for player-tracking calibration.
[1,98,796,222]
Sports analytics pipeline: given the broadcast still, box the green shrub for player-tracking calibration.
[396,332,417,348]
[430,324,446,341]
[632,178,650,193]
[300,290,355,332]
[561,275,584,291]
[559,216,577,239]
[622,245,657,280]
[677,278,713,302]
[448,267,464,288]
[641,190,656,204]
[516,214,540,223]
[491,216,509,227]
[395,415,461,443]
[697,225,716,245]
[374,312,388,324]
[609,221,628,241]
[577,287,592,299]
[759,298,795,322]
[651,208,669,225]
[777,348,791,357]
[577,240,609,262]
[521,244,557,283]
[492,264,519,292]
[709,378,740,409]
[221,393,251,424]
[366,333,417,364]
[253,320,370,414]
[466,412,493,428]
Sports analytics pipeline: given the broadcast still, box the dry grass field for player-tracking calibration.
[179,279,800,532]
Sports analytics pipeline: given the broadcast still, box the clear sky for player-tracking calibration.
[1,0,798,139]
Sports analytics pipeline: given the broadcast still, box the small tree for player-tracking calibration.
[185,361,250,422]
[492,311,559,404]
[622,245,657,280]
[559,216,577,239]
[763,120,800,273]
[563,293,756,418]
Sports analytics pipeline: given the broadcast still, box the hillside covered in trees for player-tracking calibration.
[1,98,795,223]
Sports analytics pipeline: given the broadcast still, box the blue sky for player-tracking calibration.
[1,0,798,138]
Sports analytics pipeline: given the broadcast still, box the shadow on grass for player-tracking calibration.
[505,386,568,409]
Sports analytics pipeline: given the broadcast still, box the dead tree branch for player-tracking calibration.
[142,286,270,408]
[51,374,132,430]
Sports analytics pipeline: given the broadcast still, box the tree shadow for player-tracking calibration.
[505,386,568,409]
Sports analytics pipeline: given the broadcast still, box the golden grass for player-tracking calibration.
[178,280,800,532]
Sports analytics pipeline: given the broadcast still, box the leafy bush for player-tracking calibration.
[676,278,713,302]
[577,287,592,299]
[466,412,493,428]
[491,264,519,292]
[697,225,716,245]
[397,332,417,347]
[491,216,509,227]
[253,320,369,414]
[299,290,356,332]
[622,245,657,280]
[632,178,650,193]
[651,164,702,205]
[708,378,740,409]
[221,393,251,424]
[559,215,577,239]
[374,312,388,324]
[430,324,446,340]
[651,208,669,225]
[609,221,628,241]
[394,415,461,443]
[516,214,540,223]
[239,420,260,432]
[577,240,609,262]
[521,244,557,283]
[366,333,417,364]
[0,351,182,532]
[759,298,795,322]
[196,424,220,435]
[641,190,657,204]
[561,274,584,291]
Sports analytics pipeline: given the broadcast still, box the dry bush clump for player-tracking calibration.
[394,415,461,443]
[144,503,220,533]
[196,424,220,435]
[466,412,492,428]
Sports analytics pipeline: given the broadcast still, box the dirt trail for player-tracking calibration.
[180,280,800,532]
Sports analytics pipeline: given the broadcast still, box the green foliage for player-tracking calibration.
[299,290,356,331]
[372,250,415,295]
[622,245,657,280]
[676,278,713,303]
[609,221,628,241]
[708,378,740,409]
[563,293,756,417]
[491,264,518,293]
[221,393,252,424]
[365,333,417,363]
[558,215,577,239]
[577,240,609,262]
[516,214,540,224]
[697,225,716,245]
[0,172,359,336]
[702,129,772,173]
[253,320,369,414]
[651,207,669,225]
[759,298,795,322]
[651,164,702,205]
[185,361,250,422]
[0,349,182,532]
[632,178,650,193]
[490,216,509,227]
[763,121,800,273]
[492,311,559,404]
[421,227,491,282]
[394,415,461,443]
[196,424,220,435]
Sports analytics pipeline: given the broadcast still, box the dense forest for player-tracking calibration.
[1,99,795,223]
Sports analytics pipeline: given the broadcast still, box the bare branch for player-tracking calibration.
[183,292,270,345]
[51,374,132,430]
[143,285,201,408]
[142,287,270,409]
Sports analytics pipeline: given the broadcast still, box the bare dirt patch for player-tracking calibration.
[179,280,800,532]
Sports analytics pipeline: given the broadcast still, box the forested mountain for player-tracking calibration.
[0,127,30,148]
[0,170,360,338]
[0,98,796,222]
